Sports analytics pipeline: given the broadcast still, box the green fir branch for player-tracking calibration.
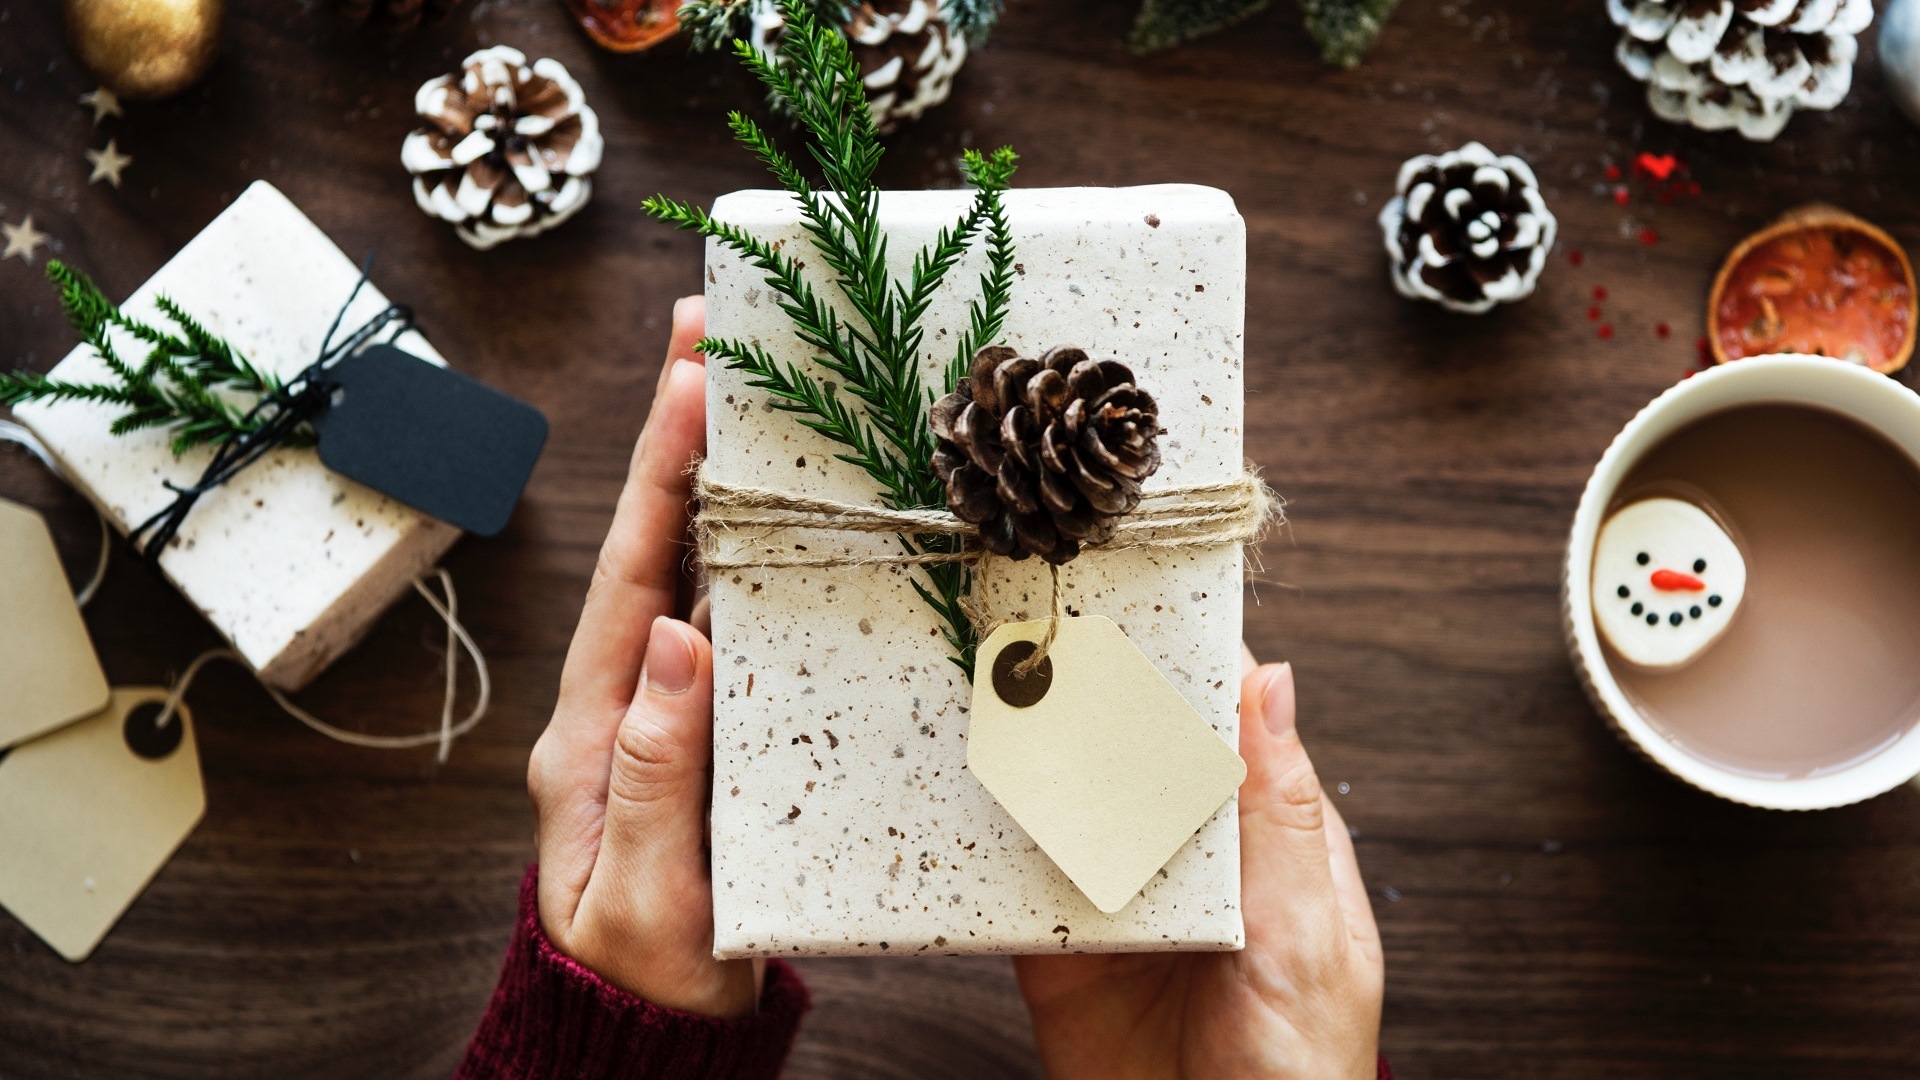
[0,260,290,456]
[1301,0,1399,68]
[948,147,1018,390]
[646,0,1019,676]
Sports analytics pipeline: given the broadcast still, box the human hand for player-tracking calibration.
[1014,654,1384,1079]
[524,296,760,1017]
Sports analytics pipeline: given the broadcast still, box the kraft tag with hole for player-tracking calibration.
[309,344,549,537]
[967,616,1247,914]
[0,689,205,961]
[0,498,110,751]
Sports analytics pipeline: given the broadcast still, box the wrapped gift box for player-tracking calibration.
[14,182,460,691]
[704,184,1248,957]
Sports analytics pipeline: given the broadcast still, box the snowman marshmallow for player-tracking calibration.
[1592,497,1747,670]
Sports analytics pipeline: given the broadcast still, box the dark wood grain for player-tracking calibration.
[6,1,1920,1076]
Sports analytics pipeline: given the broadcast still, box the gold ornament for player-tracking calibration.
[63,0,222,100]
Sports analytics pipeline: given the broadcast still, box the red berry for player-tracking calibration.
[1593,286,1609,301]
[1656,322,1671,339]
[1613,187,1630,205]
[1605,164,1622,181]
[1569,249,1585,267]
[1599,324,1614,340]
[1638,228,1659,246]
[1589,306,1603,320]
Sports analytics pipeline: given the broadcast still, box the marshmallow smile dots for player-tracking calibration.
[1593,497,1747,669]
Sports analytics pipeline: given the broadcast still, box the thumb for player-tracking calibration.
[600,617,715,872]
[1238,662,1343,943]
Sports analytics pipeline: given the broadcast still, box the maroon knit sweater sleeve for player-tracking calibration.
[456,868,810,1080]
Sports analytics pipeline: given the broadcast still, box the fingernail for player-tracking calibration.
[642,617,697,696]
[1262,662,1295,737]
[672,295,695,326]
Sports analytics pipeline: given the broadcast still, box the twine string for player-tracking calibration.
[0,419,110,607]
[696,473,1274,570]
[1019,564,1064,677]
[151,568,491,764]
[953,553,1064,675]
[695,464,1278,673]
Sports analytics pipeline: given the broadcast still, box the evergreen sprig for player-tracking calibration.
[0,261,290,455]
[645,0,1018,676]
[1301,0,1399,68]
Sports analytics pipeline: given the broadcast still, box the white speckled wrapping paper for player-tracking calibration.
[14,181,460,691]
[705,185,1247,957]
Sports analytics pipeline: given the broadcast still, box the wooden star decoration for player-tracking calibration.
[79,87,123,125]
[86,139,133,188]
[2,216,50,264]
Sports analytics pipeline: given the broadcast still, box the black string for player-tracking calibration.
[128,257,414,571]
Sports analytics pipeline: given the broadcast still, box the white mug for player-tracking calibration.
[1565,354,1920,809]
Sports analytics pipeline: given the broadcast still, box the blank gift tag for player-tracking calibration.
[311,344,549,536]
[0,688,205,961]
[0,498,110,750]
[968,616,1247,914]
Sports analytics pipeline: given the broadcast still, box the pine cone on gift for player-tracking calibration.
[1610,0,1874,141]
[931,346,1163,565]
[402,47,605,251]
[748,0,969,132]
[334,0,461,32]
[1378,142,1558,315]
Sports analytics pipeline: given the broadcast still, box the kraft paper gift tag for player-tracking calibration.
[968,617,1248,914]
[0,498,110,750]
[0,688,206,961]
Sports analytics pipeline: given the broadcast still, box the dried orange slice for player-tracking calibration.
[563,0,681,53]
[1709,204,1917,374]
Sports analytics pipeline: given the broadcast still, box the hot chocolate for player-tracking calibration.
[1604,402,1920,778]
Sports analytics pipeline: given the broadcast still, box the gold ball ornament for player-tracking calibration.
[64,0,222,100]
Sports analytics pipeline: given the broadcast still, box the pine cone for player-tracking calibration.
[402,47,605,251]
[335,0,461,32]
[1610,0,1873,142]
[1378,142,1557,315]
[749,0,969,132]
[930,346,1163,565]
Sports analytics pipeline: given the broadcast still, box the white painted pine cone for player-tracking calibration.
[749,0,968,132]
[1609,0,1872,141]
[402,46,605,250]
[1378,142,1557,315]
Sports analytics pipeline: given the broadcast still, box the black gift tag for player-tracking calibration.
[311,345,548,536]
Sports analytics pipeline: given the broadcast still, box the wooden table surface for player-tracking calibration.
[6,0,1920,1076]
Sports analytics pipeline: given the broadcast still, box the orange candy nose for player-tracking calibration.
[1650,569,1706,592]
